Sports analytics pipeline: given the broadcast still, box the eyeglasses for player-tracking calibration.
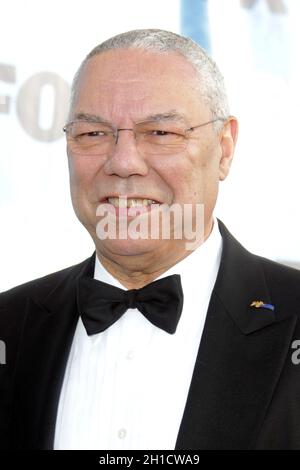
[63,117,226,156]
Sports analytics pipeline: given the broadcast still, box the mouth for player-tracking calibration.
[101,196,162,208]
[99,196,163,218]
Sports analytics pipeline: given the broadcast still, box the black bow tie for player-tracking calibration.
[77,274,184,336]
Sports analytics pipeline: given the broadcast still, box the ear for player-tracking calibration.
[219,117,238,181]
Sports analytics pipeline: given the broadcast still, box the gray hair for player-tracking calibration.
[70,28,230,123]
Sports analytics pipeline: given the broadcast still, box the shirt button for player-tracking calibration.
[126,350,135,360]
[118,428,127,439]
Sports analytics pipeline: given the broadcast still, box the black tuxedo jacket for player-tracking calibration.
[1,220,300,450]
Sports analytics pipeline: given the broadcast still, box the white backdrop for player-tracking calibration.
[1,0,300,291]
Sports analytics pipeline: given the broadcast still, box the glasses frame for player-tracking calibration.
[62,117,227,154]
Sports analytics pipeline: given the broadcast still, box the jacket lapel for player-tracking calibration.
[176,221,297,449]
[12,255,95,449]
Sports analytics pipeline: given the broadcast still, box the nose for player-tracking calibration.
[103,129,149,178]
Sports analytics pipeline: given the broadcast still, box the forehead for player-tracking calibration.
[73,48,208,122]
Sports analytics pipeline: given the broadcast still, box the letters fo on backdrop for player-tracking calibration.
[0,64,70,142]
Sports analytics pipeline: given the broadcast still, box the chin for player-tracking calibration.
[95,237,164,257]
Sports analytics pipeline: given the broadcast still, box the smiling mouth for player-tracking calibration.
[101,197,162,208]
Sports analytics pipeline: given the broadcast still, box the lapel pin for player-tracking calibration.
[250,300,275,311]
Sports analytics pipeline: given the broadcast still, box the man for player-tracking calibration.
[1,29,300,450]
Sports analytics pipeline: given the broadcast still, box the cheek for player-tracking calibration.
[68,152,104,190]
[189,139,221,177]
[150,154,192,195]
[166,144,220,201]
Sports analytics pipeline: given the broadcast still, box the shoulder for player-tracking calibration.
[0,255,94,310]
[0,255,94,350]
[217,219,300,311]
[254,253,300,306]
[219,218,300,283]
[258,254,300,284]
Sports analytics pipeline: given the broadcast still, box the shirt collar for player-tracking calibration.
[94,217,223,293]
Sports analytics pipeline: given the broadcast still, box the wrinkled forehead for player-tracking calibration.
[78,48,200,88]
[70,49,209,124]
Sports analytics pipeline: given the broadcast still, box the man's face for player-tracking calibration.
[67,48,237,260]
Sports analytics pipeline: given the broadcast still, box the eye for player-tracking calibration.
[76,130,114,141]
[151,130,174,136]
[83,130,106,137]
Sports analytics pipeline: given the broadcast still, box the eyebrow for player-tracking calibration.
[142,111,187,123]
[72,110,188,125]
[73,112,109,123]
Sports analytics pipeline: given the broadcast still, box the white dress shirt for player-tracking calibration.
[54,219,222,450]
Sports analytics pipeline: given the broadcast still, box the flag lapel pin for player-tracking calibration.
[250,300,275,311]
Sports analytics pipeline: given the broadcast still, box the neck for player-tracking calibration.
[95,218,214,289]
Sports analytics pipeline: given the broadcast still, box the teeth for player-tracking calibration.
[107,197,158,208]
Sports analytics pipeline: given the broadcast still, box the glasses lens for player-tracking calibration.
[66,122,115,155]
[136,122,187,155]
[65,121,188,156]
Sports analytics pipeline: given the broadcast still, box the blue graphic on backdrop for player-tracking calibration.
[180,0,211,53]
